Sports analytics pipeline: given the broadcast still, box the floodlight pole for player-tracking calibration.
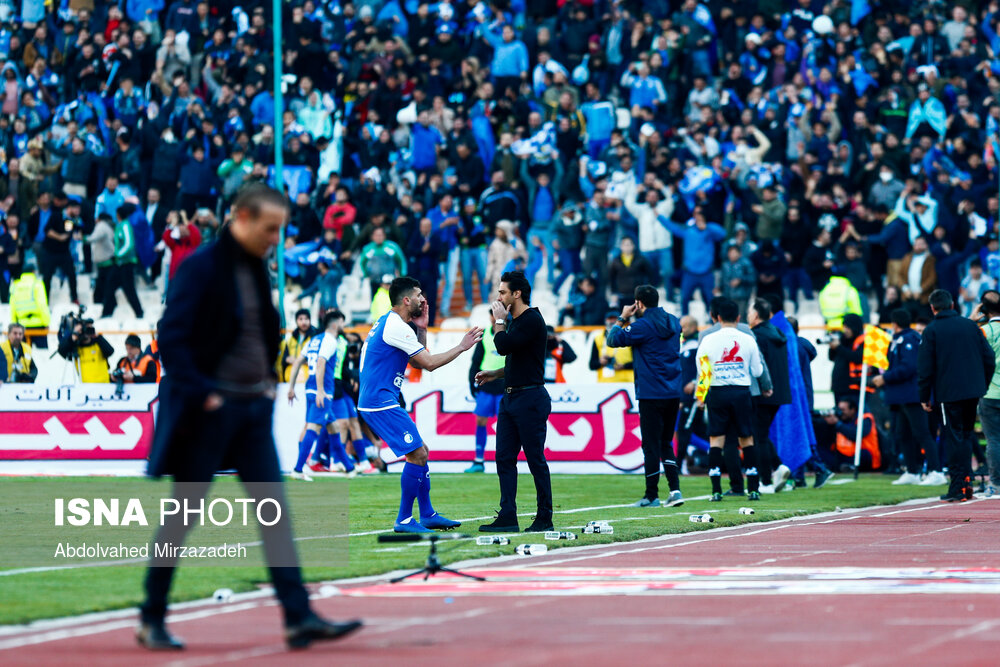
[274,0,286,327]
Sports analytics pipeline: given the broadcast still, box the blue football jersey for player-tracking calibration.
[358,311,424,410]
[304,332,338,395]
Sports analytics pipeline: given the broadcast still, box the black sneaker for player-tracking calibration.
[136,622,185,651]
[814,469,834,489]
[524,515,554,532]
[747,491,761,501]
[940,491,967,502]
[709,493,723,502]
[723,489,745,497]
[793,478,808,489]
[479,514,520,532]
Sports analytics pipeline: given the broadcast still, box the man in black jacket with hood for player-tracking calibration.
[749,298,792,492]
[918,289,997,501]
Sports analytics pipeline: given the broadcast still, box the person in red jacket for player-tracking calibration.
[162,210,202,279]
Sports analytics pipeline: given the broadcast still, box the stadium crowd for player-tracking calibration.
[4,0,1000,492]
[1,0,1000,329]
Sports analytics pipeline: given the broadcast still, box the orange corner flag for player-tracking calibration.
[862,325,892,370]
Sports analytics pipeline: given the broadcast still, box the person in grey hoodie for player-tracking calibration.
[606,284,685,508]
[84,213,116,307]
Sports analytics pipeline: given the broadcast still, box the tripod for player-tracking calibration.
[389,534,486,583]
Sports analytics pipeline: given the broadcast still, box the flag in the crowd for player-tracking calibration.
[851,0,871,26]
[692,3,717,36]
[511,121,556,158]
[268,166,313,200]
[862,325,892,370]
[695,355,713,403]
[678,166,719,208]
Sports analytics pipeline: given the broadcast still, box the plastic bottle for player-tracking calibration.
[688,514,714,523]
[515,544,548,555]
[544,531,577,541]
[583,524,614,534]
[476,535,511,546]
[738,507,755,515]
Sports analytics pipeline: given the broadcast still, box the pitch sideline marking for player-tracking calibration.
[0,497,966,650]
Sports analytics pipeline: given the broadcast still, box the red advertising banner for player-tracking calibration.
[0,385,158,460]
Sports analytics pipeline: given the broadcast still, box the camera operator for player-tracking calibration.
[58,318,115,383]
[115,334,158,384]
[971,290,1000,497]
[1,323,38,383]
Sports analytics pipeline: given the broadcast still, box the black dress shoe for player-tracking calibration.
[285,615,363,649]
[524,515,554,532]
[940,491,967,502]
[479,515,520,532]
[136,622,185,650]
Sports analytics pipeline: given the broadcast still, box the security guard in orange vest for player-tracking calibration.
[116,334,159,383]
[822,397,881,471]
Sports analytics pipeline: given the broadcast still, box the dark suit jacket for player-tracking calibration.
[147,227,281,477]
[145,201,170,241]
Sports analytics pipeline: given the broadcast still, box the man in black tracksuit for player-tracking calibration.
[918,290,996,501]
[606,284,685,507]
[749,298,792,492]
[478,271,553,533]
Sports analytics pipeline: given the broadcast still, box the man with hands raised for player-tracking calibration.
[477,271,555,533]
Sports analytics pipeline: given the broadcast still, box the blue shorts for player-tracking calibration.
[360,407,423,457]
[304,392,333,426]
[474,392,502,418]
[332,395,357,421]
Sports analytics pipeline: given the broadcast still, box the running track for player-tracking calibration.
[2,497,999,666]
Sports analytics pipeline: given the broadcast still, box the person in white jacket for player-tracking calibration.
[624,178,674,291]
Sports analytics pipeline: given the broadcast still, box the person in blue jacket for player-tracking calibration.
[660,208,726,315]
[871,308,945,485]
[606,284,685,508]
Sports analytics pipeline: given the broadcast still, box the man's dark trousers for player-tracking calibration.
[638,398,680,499]
[752,400,781,484]
[893,403,941,473]
[42,250,78,302]
[141,396,311,626]
[495,387,552,521]
[942,398,980,496]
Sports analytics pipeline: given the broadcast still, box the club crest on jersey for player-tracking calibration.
[394,376,404,388]
[403,432,414,444]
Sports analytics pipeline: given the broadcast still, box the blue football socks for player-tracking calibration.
[314,430,331,465]
[474,425,487,462]
[397,462,423,523]
[327,431,355,472]
[416,463,436,519]
[295,430,318,473]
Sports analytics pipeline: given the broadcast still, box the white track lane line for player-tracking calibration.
[0,497,956,650]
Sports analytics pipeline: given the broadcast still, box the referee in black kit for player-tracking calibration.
[477,271,554,533]
[138,184,360,651]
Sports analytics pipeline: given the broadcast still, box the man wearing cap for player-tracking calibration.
[116,334,159,383]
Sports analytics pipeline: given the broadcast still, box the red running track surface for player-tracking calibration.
[2,498,999,666]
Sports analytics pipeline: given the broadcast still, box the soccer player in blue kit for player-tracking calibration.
[287,311,355,480]
[359,276,483,533]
